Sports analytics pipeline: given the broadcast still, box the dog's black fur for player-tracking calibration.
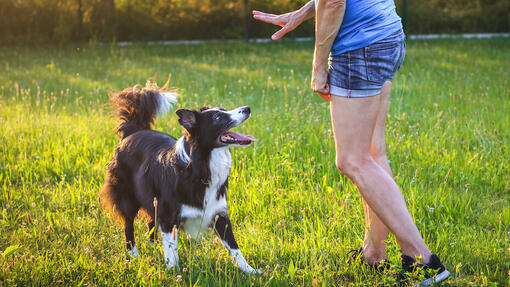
[100,85,258,273]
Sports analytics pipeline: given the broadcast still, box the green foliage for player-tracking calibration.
[0,39,509,285]
[1,246,20,259]
[395,0,510,34]
[0,0,508,44]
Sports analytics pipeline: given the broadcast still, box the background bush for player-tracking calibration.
[0,0,508,44]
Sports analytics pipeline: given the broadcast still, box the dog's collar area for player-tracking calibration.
[175,136,191,164]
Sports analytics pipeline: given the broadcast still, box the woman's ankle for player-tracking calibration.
[362,244,386,264]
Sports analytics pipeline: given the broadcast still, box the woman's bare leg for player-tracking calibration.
[361,199,388,263]
[330,82,432,261]
[361,82,393,263]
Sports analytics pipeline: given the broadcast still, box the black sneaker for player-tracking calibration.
[347,247,390,272]
[398,254,450,286]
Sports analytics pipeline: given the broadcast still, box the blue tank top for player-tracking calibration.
[315,0,402,56]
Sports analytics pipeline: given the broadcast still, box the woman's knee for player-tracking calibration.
[335,155,369,178]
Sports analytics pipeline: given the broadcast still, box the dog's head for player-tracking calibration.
[176,106,256,148]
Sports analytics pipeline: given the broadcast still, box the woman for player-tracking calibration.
[253,1,449,285]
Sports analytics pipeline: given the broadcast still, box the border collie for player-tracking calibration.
[100,84,260,274]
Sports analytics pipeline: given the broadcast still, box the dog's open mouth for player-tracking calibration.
[220,130,257,145]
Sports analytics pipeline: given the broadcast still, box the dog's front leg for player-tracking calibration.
[213,213,261,275]
[161,225,179,270]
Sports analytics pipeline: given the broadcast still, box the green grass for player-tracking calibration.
[0,38,509,286]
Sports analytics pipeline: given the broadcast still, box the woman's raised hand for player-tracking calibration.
[252,10,304,40]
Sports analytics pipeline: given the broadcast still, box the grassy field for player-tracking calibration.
[0,38,508,286]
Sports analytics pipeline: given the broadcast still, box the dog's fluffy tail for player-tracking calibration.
[110,82,178,139]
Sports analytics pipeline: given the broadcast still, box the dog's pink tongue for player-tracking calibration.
[225,131,257,142]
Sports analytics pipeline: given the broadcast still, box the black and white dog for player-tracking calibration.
[100,85,259,274]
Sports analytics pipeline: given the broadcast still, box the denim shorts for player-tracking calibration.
[329,29,406,98]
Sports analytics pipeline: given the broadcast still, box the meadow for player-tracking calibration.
[0,38,508,286]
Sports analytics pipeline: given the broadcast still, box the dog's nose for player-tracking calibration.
[241,106,251,114]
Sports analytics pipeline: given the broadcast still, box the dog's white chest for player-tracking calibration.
[180,148,231,237]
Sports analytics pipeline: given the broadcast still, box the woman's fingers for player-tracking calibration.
[311,68,330,94]
[252,11,283,26]
[315,84,331,101]
[253,10,300,40]
[314,83,330,95]
[312,86,329,94]
[272,25,291,40]
[311,73,331,99]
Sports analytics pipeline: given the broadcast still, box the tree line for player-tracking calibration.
[0,0,508,44]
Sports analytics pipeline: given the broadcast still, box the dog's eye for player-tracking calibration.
[214,114,221,121]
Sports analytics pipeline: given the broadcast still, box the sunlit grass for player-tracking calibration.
[0,39,509,286]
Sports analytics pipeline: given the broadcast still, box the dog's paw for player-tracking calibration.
[250,269,263,276]
[127,246,139,258]
[245,268,263,276]
[164,255,179,270]
[237,264,262,276]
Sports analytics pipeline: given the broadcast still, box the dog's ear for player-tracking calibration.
[199,105,211,112]
[176,109,196,132]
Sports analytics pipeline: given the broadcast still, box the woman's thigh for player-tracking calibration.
[329,95,381,161]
